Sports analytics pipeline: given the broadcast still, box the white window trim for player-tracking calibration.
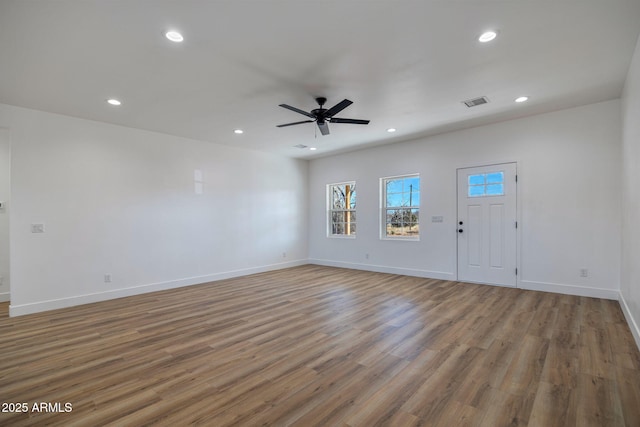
[327,181,357,239]
[380,173,420,241]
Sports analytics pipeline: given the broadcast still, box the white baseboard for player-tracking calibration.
[308,258,455,281]
[518,280,619,300]
[9,259,307,317]
[619,291,640,352]
[308,261,622,301]
[0,292,9,302]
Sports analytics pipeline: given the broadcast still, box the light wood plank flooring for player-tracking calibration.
[1,265,639,426]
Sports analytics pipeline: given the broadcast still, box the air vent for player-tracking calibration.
[293,144,308,149]
[463,96,489,108]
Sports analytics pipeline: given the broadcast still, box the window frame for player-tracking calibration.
[380,173,420,241]
[327,181,357,238]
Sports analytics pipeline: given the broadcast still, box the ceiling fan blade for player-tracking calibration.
[330,118,370,125]
[323,99,353,117]
[317,121,330,136]
[276,120,314,128]
[279,104,315,118]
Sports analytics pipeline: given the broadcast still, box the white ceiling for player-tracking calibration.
[1,1,639,159]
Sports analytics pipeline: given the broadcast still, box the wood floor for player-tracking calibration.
[1,265,639,426]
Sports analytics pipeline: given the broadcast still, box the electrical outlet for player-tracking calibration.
[282,252,287,258]
[365,253,370,260]
[104,274,112,283]
[30,223,45,233]
[579,268,588,278]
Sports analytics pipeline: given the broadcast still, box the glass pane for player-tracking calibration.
[389,209,403,226]
[344,184,355,209]
[392,209,403,224]
[468,174,485,185]
[386,179,403,194]
[386,209,396,222]
[331,185,345,209]
[468,185,485,197]
[486,172,504,184]
[331,183,356,209]
[341,223,349,235]
[411,209,420,222]
[410,190,420,206]
[387,193,402,208]
[486,183,504,195]
[349,211,356,222]
[405,176,420,191]
[349,223,357,234]
[387,223,401,236]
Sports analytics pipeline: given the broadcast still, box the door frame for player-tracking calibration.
[455,161,521,288]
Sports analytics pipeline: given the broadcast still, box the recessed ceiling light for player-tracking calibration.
[387,128,397,133]
[309,147,317,151]
[106,99,121,106]
[165,31,184,42]
[515,96,529,103]
[234,129,244,134]
[478,31,498,43]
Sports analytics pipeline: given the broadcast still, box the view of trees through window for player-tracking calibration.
[383,175,420,237]
[328,182,356,236]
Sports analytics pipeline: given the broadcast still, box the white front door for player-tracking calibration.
[457,163,517,287]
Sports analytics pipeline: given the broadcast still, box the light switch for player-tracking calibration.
[431,216,444,223]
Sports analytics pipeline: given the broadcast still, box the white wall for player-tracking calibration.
[0,103,309,316]
[621,33,640,348]
[0,128,9,301]
[309,100,621,299]
[0,96,628,320]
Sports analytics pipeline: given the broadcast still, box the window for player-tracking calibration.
[328,182,356,237]
[468,171,504,197]
[382,174,420,239]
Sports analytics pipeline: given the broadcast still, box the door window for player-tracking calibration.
[468,172,504,197]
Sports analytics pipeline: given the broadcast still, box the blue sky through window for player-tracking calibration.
[386,176,420,207]
[468,172,504,197]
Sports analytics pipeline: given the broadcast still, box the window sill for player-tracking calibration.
[380,236,420,242]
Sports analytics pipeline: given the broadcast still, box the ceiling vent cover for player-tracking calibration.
[463,96,489,107]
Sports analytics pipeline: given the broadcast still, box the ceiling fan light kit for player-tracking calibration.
[277,97,370,136]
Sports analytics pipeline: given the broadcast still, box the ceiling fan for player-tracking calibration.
[277,97,370,136]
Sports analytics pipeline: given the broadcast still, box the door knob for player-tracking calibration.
[458,229,463,233]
